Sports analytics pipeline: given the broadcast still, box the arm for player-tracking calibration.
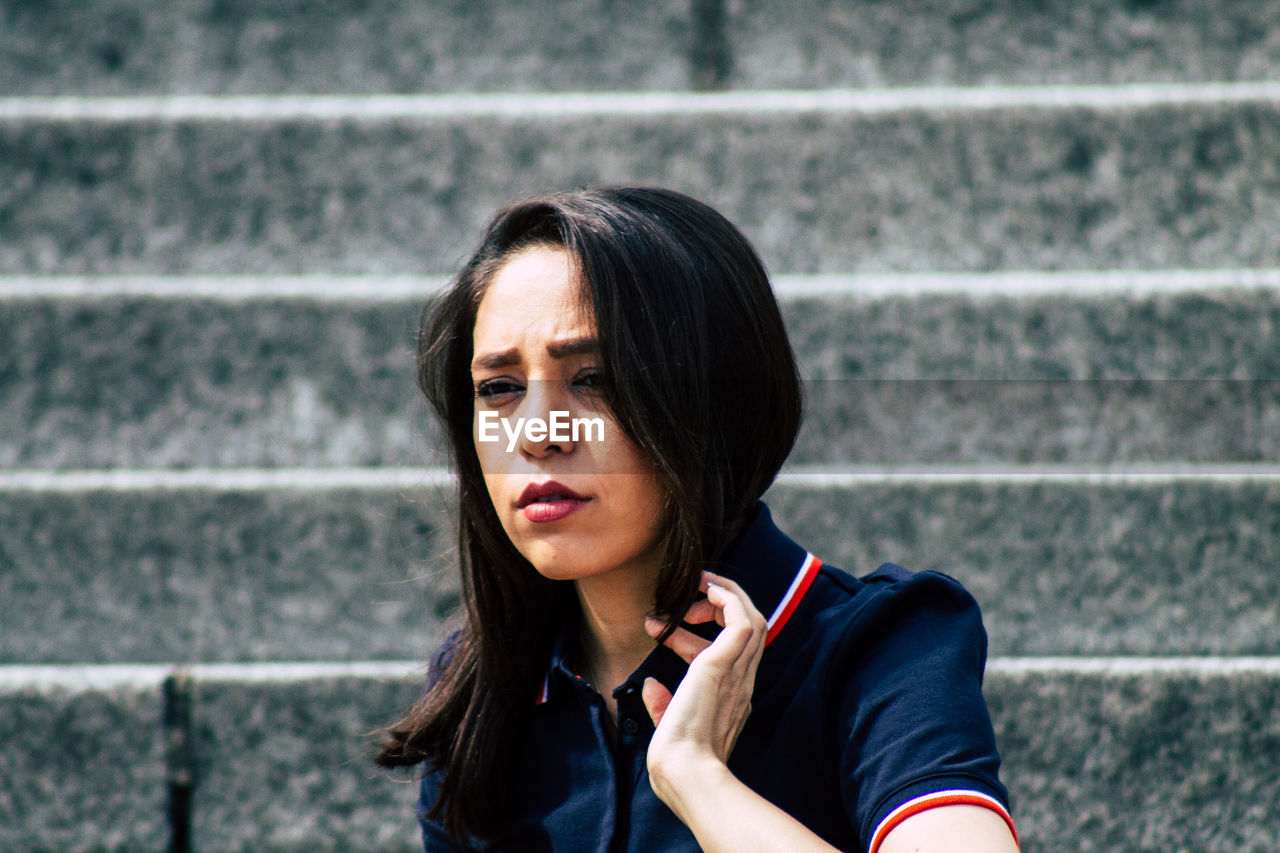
[647,749,840,853]
[641,573,839,853]
[880,804,1018,853]
[642,573,1019,853]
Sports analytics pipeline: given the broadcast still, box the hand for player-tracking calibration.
[639,574,849,853]
[641,571,767,798]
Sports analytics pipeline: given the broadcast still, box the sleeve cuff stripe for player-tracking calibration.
[868,789,1018,853]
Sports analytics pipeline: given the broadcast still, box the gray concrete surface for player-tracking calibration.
[2,101,1279,275]
[5,288,1278,469]
[0,671,169,851]
[3,478,1277,663]
[0,296,436,469]
[3,0,1280,95]
[729,0,1280,89]
[4,663,1276,851]
[0,0,694,96]
[0,485,458,663]
[191,671,422,851]
[988,663,1280,851]
[767,478,1280,656]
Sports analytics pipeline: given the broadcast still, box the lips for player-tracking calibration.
[516,481,586,508]
[516,481,589,523]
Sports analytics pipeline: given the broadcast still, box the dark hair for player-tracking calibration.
[377,186,803,840]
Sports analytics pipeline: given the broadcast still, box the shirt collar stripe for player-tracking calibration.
[868,789,1018,853]
[764,553,822,646]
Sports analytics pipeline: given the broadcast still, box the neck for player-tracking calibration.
[574,561,659,694]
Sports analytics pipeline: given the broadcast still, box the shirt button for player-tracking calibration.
[621,717,639,735]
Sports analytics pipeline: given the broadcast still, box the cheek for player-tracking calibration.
[613,477,667,568]
[473,412,512,474]
[617,473,667,531]
[473,438,500,474]
[481,472,525,554]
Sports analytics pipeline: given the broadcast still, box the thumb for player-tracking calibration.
[642,677,672,727]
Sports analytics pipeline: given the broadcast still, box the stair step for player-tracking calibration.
[0,0,693,98]
[767,471,1280,656]
[2,470,1277,662]
[987,657,1280,852]
[2,659,1276,851]
[2,88,1278,274]
[0,472,457,664]
[2,2,1278,96]
[186,663,422,852]
[0,665,170,850]
[729,1,1280,92]
[4,279,1278,469]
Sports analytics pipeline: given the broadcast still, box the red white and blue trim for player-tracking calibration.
[868,789,1019,852]
[764,551,822,646]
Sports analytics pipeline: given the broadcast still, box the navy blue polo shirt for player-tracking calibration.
[418,503,1015,852]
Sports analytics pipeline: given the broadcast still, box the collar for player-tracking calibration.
[535,501,822,705]
[715,502,823,646]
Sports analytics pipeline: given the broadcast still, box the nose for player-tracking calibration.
[516,380,575,459]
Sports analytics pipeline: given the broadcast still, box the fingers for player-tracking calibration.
[641,676,672,727]
[642,574,768,770]
[645,616,711,664]
[705,578,765,650]
[678,598,719,626]
[701,573,766,629]
[645,572,768,668]
[702,576,767,685]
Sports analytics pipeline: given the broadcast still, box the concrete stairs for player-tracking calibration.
[3,2,1279,850]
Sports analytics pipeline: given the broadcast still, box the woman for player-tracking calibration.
[378,186,1019,852]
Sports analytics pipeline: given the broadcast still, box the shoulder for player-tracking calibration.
[745,555,1010,848]
[813,564,1009,845]
[756,555,996,746]
[424,628,467,691]
[784,561,989,666]
[810,560,981,613]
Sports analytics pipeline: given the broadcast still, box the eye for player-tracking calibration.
[572,369,606,394]
[475,378,523,403]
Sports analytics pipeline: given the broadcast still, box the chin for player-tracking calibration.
[509,538,587,581]
[524,554,600,583]
[529,564,587,582]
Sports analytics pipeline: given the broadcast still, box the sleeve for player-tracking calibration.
[418,769,468,852]
[835,567,1016,852]
[415,632,472,852]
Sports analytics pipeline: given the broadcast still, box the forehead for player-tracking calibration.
[472,247,592,349]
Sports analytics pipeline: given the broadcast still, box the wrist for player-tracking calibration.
[648,747,734,818]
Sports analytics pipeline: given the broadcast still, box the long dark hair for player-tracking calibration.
[377,186,803,840]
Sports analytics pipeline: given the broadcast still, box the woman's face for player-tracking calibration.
[470,246,666,585]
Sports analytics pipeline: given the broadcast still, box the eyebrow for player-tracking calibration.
[471,337,599,371]
[547,336,598,358]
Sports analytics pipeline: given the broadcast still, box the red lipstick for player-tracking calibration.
[516,481,589,523]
